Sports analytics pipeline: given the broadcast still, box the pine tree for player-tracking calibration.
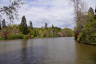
[95,8,96,18]
[45,23,48,28]
[2,19,6,28]
[88,7,94,16]
[51,24,55,37]
[0,22,1,30]
[19,16,29,35]
[30,21,33,29]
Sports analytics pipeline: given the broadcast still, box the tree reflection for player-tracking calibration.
[21,40,29,64]
[75,43,96,64]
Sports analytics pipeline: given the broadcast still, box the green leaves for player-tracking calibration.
[19,16,29,35]
[75,7,96,44]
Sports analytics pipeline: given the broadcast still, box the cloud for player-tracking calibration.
[1,0,95,28]
[87,0,96,8]
[18,0,75,28]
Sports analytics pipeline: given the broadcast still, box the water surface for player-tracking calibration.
[0,37,96,64]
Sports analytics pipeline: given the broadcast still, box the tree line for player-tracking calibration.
[0,16,74,40]
[0,0,74,40]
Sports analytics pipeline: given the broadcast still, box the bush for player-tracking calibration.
[0,37,4,40]
[23,35,29,39]
[23,35,32,39]
[62,28,74,37]
[8,34,24,40]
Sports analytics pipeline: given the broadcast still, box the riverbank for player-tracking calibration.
[0,24,74,40]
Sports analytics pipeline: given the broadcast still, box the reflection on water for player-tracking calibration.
[75,43,96,64]
[21,40,28,64]
[0,37,96,64]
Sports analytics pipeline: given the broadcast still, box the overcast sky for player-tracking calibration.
[0,0,96,28]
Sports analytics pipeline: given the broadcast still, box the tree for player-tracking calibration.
[1,19,9,40]
[0,22,1,30]
[51,24,56,37]
[95,8,96,18]
[2,19,7,28]
[30,21,33,29]
[45,23,48,28]
[19,16,29,35]
[76,7,96,44]
[0,0,22,22]
[71,0,87,40]
[62,28,74,37]
[88,7,94,16]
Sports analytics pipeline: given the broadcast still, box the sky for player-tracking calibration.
[0,0,96,28]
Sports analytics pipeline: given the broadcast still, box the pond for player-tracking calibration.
[0,37,96,64]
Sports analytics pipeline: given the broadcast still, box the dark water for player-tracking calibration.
[0,37,96,64]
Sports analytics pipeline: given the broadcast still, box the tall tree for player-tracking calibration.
[88,7,94,15]
[2,19,6,28]
[0,0,22,22]
[30,21,33,29]
[19,16,29,35]
[51,24,55,37]
[0,22,1,30]
[71,0,87,40]
[45,23,48,28]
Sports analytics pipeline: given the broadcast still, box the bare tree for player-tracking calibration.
[0,0,23,23]
[71,0,87,40]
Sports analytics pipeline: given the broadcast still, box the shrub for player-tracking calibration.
[8,34,24,40]
[23,35,33,39]
[23,35,29,39]
[0,37,4,40]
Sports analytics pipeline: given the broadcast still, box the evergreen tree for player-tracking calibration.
[2,19,6,28]
[19,16,29,35]
[0,22,1,30]
[30,21,33,29]
[45,23,48,28]
[51,24,55,37]
[95,8,96,18]
[52,24,53,28]
[88,7,94,16]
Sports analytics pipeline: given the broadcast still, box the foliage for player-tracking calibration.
[30,21,33,29]
[2,19,7,28]
[8,34,24,40]
[0,23,74,40]
[23,35,32,39]
[0,37,4,40]
[0,22,1,30]
[45,23,48,28]
[75,7,96,44]
[0,0,22,22]
[19,16,29,35]
[61,28,74,37]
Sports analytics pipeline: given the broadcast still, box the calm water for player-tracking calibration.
[0,37,96,64]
